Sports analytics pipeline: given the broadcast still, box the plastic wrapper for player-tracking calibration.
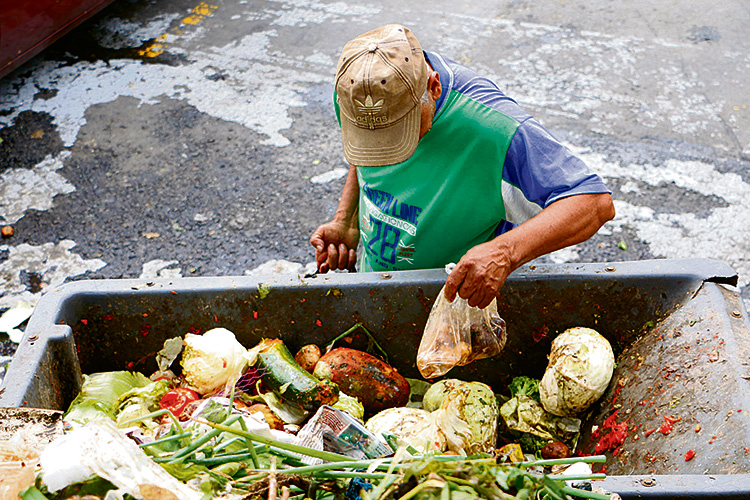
[417,284,506,379]
[39,419,203,499]
[0,445,37,500]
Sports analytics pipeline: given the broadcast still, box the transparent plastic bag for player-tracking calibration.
[416,284,507,379]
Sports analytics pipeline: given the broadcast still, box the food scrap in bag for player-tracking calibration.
[416,284,506,379]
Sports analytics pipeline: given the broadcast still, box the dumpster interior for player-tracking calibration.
[3,259,750,496]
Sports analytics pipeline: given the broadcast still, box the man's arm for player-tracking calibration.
[444,192,615,308]
[310,164,360,272]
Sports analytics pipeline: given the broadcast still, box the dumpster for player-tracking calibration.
[1,258,749,498]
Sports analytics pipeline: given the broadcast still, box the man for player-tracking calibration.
[310,24,615,309]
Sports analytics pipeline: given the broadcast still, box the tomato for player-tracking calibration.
[159,387,200,419]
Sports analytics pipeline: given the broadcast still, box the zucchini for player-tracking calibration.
[256,339,339,411]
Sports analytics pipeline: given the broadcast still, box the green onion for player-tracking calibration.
[313,471,387,479]
[199,419,350,463]
[237,412,260,468]
[166,414,241,463]
[191,446,268,466]
[560,485,612,500]
[18,487,49,500]
[214,436,243,453]
[139,431,193,448]
[118,408,182,430]
[520,455,607,468]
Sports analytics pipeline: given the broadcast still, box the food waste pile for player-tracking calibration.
[3,299,621,500]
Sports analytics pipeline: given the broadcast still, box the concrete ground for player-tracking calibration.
[0,0,749,373]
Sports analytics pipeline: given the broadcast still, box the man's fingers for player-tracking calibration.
[452,263,487,306]
[310,232,325,252]
[326,243,340,271]
[444,265,468,302]
[337,243,348,270]
[467,288,491,309]
[347,248,357,271]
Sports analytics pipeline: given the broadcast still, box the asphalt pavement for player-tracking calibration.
[1,0,749,376]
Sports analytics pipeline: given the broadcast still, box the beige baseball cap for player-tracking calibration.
[335,25,429,167]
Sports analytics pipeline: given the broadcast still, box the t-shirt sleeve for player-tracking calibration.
[502,117,611,218]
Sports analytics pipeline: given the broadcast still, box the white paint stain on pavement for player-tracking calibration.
[245,259,317,277]
[266,0,378,26]
[310,167,347,184]
[139,259,183,279]
[0,152,74,224]
[0,240,106,310]
[0,31,324,148]
[0,2,733,154]
[574,146,750,289]
[429,14,742,153]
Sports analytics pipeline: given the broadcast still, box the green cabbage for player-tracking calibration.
[181,328,251,395]
[539,327,615,417]
[423,379,499,455]
[365,407,445,453]
[500,394,581,448]
[114,379,171,429]
[333,392,365,421]
[64,371,152,426]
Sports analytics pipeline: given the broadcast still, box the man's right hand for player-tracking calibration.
[310,220,359,273]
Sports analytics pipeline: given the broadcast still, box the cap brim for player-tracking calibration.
[340,103,421,167]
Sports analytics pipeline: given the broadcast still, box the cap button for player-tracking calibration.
[368,43,377,52]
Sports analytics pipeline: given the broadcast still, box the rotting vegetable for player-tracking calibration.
[244,403,285,431]
[64,371,153,426]
[114,378,171,430]
[294,343,322,373]
[423,379,499,455]
[365,407,446,453]
[159,387,201,421]
[500,394,582,452]
[540,327,615,417]
[313,347,410,415]
[181,328,253,395]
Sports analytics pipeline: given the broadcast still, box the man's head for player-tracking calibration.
[335,24,440,167]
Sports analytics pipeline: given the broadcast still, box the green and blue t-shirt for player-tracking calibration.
[335,51,611,272]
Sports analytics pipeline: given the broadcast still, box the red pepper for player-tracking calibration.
[684,449,696,461]
[160,387,200,419]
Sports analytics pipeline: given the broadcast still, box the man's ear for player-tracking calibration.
[428,71,442,100]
